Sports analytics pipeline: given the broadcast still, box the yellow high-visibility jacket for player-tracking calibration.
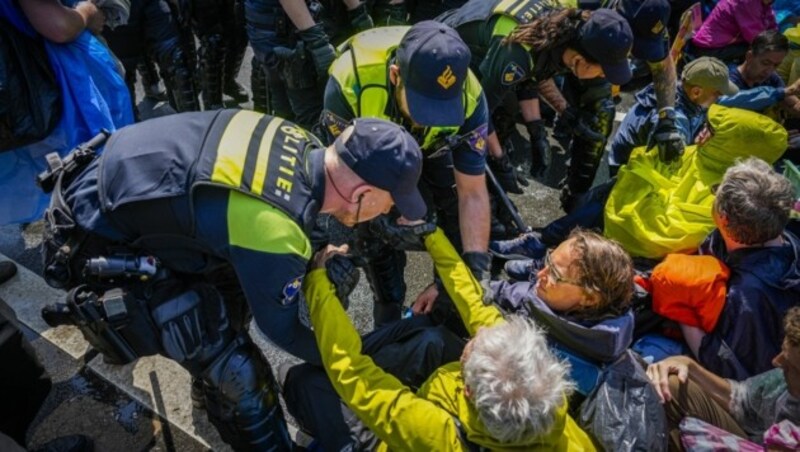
[303,228,596,451]
[604,105,788,259]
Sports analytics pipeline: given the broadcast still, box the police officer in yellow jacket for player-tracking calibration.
[289,228,596,450]
[321,21,499,326]
[40,111,425,450]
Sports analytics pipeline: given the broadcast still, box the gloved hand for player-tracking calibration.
[325,253,359,308]
[525,119,550,177]
[347,2,374,32]
[556,106,605,143]
[370,215,437,251]
[462,251,493,305]
[488,153,524,195]
[650,108,685,163]
[297,23,336,81]
[374,2,407,25]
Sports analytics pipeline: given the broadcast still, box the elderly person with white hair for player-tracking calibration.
[292,227,595,450]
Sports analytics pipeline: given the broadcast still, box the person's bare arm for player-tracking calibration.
[341,0,361,9]
[485,131,505,159]
[19,0,103,43]
[454,171,490,253]
[537,78,569,114]
[648,57,678,111]
[647,355,732,410]
[278,0,315,30]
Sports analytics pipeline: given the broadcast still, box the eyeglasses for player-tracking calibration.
[542,249,592,291]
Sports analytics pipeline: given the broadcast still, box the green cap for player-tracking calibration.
[681,57,739,96]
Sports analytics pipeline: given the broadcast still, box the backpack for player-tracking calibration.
[0,18,61,151]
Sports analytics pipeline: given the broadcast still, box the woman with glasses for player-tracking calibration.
[413,229,635,366]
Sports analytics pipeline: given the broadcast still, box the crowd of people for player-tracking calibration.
[2,0,800,450]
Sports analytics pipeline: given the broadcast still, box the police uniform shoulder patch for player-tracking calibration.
[282,276,303,304]
[501,62,526,86]
[466,123,489,155]
[323,111,351,138]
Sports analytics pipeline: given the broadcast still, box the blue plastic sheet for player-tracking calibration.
[0,1,133,224]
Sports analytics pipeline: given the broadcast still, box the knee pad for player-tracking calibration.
[201,335,292,451]
[151,283,231,372]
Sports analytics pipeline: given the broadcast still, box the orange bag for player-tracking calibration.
[651,254,730,333]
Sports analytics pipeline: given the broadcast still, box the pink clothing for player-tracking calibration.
[692,0,777,49]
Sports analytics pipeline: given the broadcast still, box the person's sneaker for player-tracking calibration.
[504,259,534,282]
[224,80,249,103]
[30,434,93,452]
[489,231,547,260]
[0,261,17,285]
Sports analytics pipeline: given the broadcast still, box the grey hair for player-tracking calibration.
[714,157,794,245]
[463,316,574,442]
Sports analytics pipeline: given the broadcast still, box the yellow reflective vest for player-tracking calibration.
[328,26,484,152]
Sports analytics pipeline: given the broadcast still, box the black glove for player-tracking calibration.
[462,251,493,305]
[325,253,359,308]
[370,215,437,251]
[556,106,605,143]
[297,23,336,81]
[488,153,524,195]
[373,2,407,25]
[525,119,550,177]
[650,108,685,163]
[347,2,374,32]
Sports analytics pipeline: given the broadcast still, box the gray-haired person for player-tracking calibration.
[683,157,800,380]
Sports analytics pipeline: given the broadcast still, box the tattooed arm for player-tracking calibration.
[648,56,678,111]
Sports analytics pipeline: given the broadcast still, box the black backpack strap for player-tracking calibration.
[452,416,486,452]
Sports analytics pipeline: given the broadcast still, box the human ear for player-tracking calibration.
[389,64,400,86]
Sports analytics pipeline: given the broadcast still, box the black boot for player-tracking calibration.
[198,34,225,110]
[250,58,269,113]
[0,261,17,285]
[223,42,248,103]
[163,48,200,112]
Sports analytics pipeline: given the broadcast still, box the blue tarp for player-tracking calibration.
[0,0,133,224]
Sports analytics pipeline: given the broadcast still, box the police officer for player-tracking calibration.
[437,0,634,203]
[540,0,677,208]
[40,111,425,450]
[103,0,200,115]
[246,0,372,131]
[190,0,248,110]
[320,22,493,327]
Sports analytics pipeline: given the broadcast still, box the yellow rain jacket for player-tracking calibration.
[303,228,595,451]
[604,105,788,259]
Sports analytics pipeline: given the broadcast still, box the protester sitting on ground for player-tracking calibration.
[646,306,800,449]
[608,56,738,174]
[414,229,670,449]
[486,230,637,401]
[290,227,595,450]
[671,158,800,379]
[490,105,788,268]
[718,30,800,117]
[418,230,633,368]
[689,0,778,64]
